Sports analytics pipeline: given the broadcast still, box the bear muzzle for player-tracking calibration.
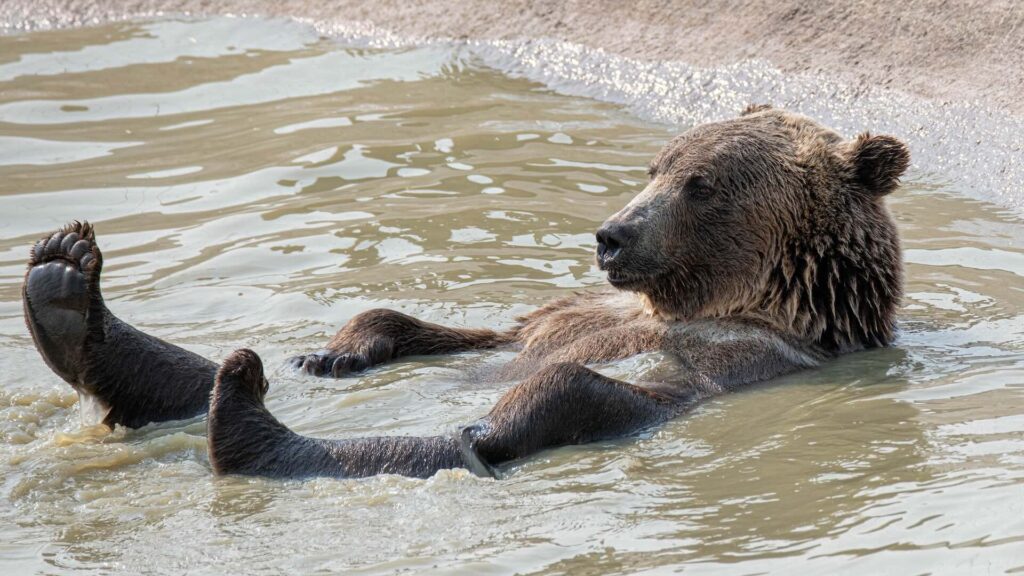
[595,221,636,268]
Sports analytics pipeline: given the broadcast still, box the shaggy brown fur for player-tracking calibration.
[210,349,468,478]
[23,221,217,428]
[619,105,906,352]
[24,107,909,479]
[294,106,906,377]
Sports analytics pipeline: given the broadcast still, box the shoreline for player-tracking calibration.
[3,1,1023,115]
[2,1,1023,212]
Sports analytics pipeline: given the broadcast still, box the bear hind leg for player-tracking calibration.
[466,363,687,467]
[209,349,471,479]
[23,222,218,428]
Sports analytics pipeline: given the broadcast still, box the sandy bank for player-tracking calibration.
[3,0,1024,115]
[2,1,1023,211]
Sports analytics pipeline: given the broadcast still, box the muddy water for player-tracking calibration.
[0,18,1022,575]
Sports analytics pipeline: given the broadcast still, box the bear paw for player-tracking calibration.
[23,221,105,384]
[289,350,371,378]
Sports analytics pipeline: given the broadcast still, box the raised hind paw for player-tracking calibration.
[288,349,371,378]
[22,221,104,384]
[23,221,219,428]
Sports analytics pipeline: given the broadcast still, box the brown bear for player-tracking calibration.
[22,106,908,479]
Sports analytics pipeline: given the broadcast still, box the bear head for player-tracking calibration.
[595,105,909,352]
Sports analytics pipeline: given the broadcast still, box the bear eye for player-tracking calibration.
[684,174,715,200]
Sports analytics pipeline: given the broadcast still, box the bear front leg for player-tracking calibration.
[464,363,689,467]
[290,309,513,377]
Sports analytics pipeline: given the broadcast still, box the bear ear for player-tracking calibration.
[845,133,910,197]
[741,103,772,116]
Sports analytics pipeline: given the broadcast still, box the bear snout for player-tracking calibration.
[595,221,636,268]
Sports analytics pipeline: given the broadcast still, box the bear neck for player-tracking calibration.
[629,195,902,354]
[757,218,903,353]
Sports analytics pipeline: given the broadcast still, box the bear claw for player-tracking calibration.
[289,350,370,378]
[28,221,103,282]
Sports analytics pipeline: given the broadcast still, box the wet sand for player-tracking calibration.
[3,1,1024,115]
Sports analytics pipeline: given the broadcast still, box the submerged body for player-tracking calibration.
[21,107,909,479]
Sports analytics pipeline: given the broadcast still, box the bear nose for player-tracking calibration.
[595,222,634,264]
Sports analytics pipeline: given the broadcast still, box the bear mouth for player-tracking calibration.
[605,270,648,290]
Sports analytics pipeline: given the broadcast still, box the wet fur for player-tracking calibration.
[296,109,905,378]
[604,107,905,353]
[209,349,474,479]
[22,222,217,428]
[24,107,909,479]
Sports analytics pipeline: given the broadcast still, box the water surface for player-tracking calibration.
[0,17,1022,575]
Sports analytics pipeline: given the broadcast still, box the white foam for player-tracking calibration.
[3,12,1021,212]
[306,20,1024,215]
[77,389,111,427]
